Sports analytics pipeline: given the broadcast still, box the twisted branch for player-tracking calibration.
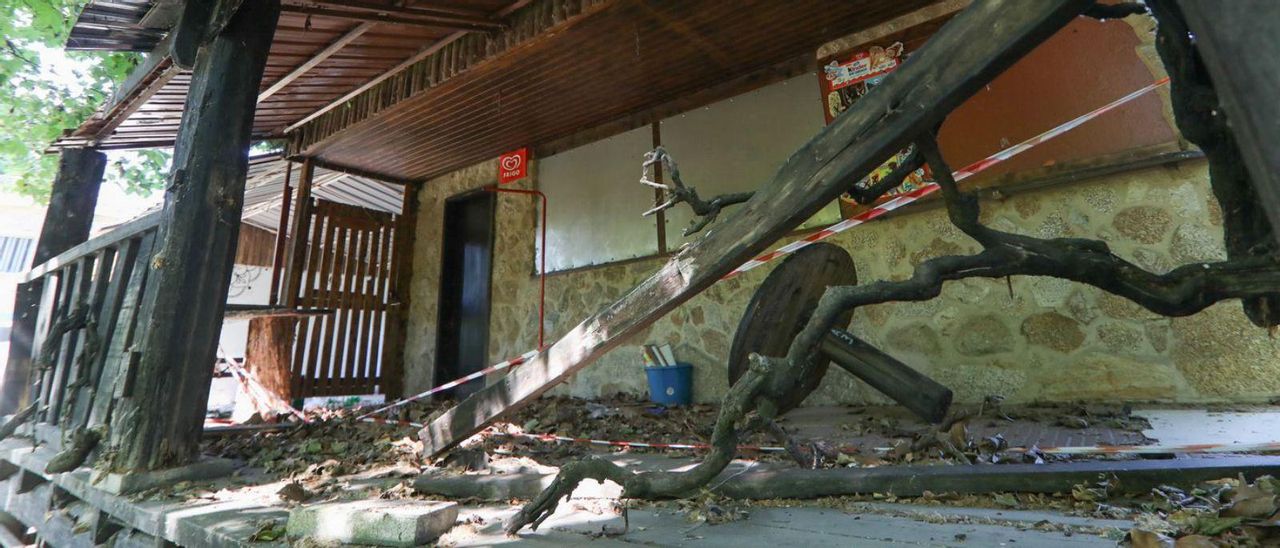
[640,147,754,236]
[779,132,1280,384]
[506,353,775,533]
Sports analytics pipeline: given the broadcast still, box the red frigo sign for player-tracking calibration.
[498,147,528,184]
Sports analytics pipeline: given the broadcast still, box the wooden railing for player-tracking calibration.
[16,213,161,448]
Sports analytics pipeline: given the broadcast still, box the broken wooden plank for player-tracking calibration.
[419,0,1093,456]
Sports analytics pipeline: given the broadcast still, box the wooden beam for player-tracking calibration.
[0,149,107,414]
[1175,0,1280,247]
[107,0,282,472]
[280,5,503,31]
[280,0,534,134]
[283,159,316,308]
[258,22,375,103]
[168,0,215,69]
[269,160,294,305]
[288,0,496,25]
[19,214,161,284]
[417,0,1094,457]
[713,456,1280,500]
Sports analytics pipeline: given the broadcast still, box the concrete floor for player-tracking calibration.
[1138,408,1280,446]
[442,502,1130,547]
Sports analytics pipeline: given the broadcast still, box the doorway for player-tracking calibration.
[435,190,496,397]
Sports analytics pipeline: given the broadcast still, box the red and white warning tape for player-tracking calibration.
[357,78,1171,423]
[355,349,542,420]
[507,431,1280,457]
[721,77,1172,280]
[510,432,787,453]
[357,415,1280,458]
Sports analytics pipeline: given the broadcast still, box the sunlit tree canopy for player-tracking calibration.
[1,0,170,203]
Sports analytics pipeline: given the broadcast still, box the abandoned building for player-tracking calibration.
[1,0,1279,545]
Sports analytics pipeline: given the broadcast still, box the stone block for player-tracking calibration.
[287,500,458,547]
[1020,312,1084,353]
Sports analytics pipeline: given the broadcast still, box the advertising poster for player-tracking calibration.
[819,42,934,219]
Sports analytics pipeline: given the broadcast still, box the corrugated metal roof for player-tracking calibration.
[66,0,166,51]
[240,155,404,233]
[132,154,403,233]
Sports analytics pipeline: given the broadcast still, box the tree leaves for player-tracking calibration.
[0,0,170,203]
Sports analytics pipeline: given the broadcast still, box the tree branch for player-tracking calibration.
[640,147,754,236]
[506,353,775,533]
[780,132,1280,374]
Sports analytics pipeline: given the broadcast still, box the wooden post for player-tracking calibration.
[381,182,418,399]
[107,0,281,472]
[283,158,316,308]
[0,148,105,414]
[244,316,296,403]
[268,161,294,306]
[1174,1,1280,247]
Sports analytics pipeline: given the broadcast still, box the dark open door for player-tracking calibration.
[436,191,496,397]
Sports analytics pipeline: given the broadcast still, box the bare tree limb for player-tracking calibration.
[640,148,754,236]
[506,354,775,533]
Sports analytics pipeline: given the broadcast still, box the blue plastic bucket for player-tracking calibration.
[645,363,693,406]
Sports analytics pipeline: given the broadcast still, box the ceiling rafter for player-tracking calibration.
[279,4,505,32]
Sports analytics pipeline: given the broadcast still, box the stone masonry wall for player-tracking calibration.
[403,156,1280,405]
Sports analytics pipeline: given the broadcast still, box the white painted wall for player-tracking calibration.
[218,265,274,360]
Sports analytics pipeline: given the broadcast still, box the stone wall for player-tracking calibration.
[403,156,1280,405]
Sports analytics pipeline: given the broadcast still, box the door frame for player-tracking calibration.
[433,188,498,394]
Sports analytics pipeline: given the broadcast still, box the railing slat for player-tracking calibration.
[71,242,135,429]
[59,249,115,426]
[89,232,156,429]
[28,272,62,417]
[47,257,93,425]
[21,213,160,284]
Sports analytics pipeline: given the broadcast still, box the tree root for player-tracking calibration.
[506,354,775,534]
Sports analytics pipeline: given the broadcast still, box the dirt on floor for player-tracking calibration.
[194,397,1280,546]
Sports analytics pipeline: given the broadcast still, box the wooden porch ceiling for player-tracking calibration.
[300,0,938,182]
[55,0,523,151]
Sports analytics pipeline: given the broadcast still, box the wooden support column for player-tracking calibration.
[283,158,316,308]
[1,148,106,414]
[268,161,294,305]
[243,316,296,403]
[381,182,418,399]
[108,0,281,472]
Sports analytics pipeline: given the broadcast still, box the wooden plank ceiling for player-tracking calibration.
[57,0,520,150]
[301,0,937,182]
[58,0,938,183]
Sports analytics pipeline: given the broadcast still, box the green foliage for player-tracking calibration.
[0,0,171,203]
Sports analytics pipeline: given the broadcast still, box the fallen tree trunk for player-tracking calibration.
[420,0,1093,458]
